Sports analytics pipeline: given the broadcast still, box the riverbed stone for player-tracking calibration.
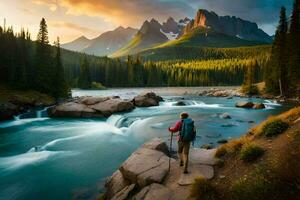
[119,148,170,187]
[133,92,163,107]
[235,101,254,108]
[141,138,169,155]
[111,184,136,200]
[220,113,231,119]
[133,183,172,200]
[0,102,19,120]
[105,170,130,199]
[79,96,110,105]
[48,102,97,118]
[253,103,266,109]
[89,98,134,116]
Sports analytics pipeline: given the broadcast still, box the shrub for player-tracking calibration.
[242,84,259,95]
[240,144,264,162]
[230,175,274,200]
[261,119,289,137]
[91,82,106,90]
[215,146,227,158]
[190,177,217,200]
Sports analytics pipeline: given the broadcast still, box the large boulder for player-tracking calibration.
[105,170,130,200]
[219,113,231,119]
[78,96,110,105]
[89,99,134,116]
[133,92,163,107]
[141,138,169,155]
[119,148,170,187]
[48,102,99,118]
[133,183,172,200]
[0,102,19,120]
[111,184,136,200]
[235,101,254,108]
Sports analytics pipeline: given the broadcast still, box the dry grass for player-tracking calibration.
[190,176,218,200]
[250,107,300,136]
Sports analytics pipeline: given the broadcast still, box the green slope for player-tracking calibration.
[136,28,268,61]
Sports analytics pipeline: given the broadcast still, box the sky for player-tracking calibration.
[0,0,293,43]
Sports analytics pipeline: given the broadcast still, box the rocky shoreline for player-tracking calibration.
[102,138,219,200]
[48,92,163,118]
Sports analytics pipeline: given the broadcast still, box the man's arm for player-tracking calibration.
[169,121,182,132]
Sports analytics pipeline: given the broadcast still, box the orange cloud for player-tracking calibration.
[32,0,192,27]
[49,21,98,33]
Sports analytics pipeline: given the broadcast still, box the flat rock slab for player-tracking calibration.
[119,148,171,187]
[177,164,214,186]
[133,183,172,200]
[189,148,219,166]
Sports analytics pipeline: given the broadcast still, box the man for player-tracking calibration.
[169,112,196,174]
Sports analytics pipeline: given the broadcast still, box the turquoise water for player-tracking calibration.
[0,88,292,200]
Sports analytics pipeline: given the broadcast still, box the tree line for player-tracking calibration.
[265,0,300,97]
[0,18,68,98]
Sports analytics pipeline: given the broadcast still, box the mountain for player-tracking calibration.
[62,36,90,52]
[183,9,272,43]
[111,18,188,57]
[62,26,138,56]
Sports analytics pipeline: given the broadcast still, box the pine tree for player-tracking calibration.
[34,18,53,93]
[78,55,91,89]
[265,7,288,96]
[52,37,69,98]
[287,0,300,94]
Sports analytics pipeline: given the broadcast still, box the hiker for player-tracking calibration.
[168,112,196,174]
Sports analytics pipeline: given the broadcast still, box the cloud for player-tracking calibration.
[32,0,194,27]
[49,21,98,33]
[32,0,294,34]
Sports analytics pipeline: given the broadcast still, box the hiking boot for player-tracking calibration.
[183,170,188,174]
[179,161,184,167]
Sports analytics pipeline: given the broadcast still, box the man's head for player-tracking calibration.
[180,112,189,119]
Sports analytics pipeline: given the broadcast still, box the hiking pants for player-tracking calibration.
[178,140,191,171]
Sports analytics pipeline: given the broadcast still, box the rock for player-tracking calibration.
[235,101,254,108]
[79,96,110,105]
[201,144,213,149]
[141,138,169,155]
[133,92,163,107]
[217,139,228,144]
[221,123,237,127]
[219,175,226,179]
[48,102,98,118]
[111,184,135,200]
[133,183,172,200]
[178,164,214,185]
[174,101,186,106]
[253,103,265,109]
[89,98,134,116]
[0,102,19,120]
[189,148,219,166]
[119,148,171,187]
[219,113,231,119]
[248,121,255,123]
[105,170,130,199]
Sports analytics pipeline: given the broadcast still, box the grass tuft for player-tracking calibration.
[190,177,218,200]
[261,119,289,137]
[240,144,264,162]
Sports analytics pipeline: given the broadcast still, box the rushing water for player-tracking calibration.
[0,87,293,200]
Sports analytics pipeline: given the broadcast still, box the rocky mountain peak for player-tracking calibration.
[183,9,272,43]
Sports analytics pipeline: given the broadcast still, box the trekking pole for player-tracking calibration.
[169,132,173,172]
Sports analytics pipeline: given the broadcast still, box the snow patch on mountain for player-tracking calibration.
[160,29,178,41]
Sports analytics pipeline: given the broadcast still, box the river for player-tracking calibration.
[0,87,292,200]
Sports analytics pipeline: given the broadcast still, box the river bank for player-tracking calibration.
[0,87,292,200]
[101,107,300,200]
